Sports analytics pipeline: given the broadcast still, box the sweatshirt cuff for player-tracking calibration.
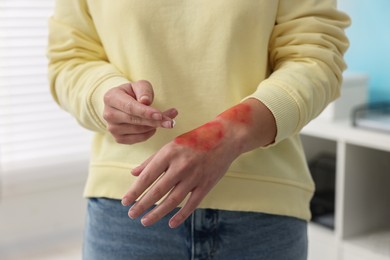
[244,79,301,145]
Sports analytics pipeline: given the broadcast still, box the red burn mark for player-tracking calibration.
[174,121,225,151]
[217,103,252,125]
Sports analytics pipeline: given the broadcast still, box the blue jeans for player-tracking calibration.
[83,198,308,260]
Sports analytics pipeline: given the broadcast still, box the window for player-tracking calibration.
[0,0,91,195]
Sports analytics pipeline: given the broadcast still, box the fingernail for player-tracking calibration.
[122,197,129,206]
[128,207,137,219]
[169,219,177,229]
[141,217,151,227]
[162,120,173,128]
[152,113,162,120]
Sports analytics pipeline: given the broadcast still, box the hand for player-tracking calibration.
[103,80,178,144]
[121,100,277,228]
[121,118,241,228]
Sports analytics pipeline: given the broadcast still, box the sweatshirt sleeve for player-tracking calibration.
[47,0,130,132]
[245,0,350,144]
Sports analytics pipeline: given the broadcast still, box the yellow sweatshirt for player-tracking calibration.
[48,0,349,221]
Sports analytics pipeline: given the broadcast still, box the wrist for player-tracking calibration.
[216,99,276,154]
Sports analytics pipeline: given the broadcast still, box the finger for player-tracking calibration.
[162,108,179,120]
[128,174,179,221]
[122,154,169,206]
[107,123,155,136]
[106,89,163,121]
[159,109,178,128]
[140,183,190,227]
[169,189,204,228]
[131,154,155,176]
[105,108,171,128]
[113,129,156,145]
[131,80,155,106]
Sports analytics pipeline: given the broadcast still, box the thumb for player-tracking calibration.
[131,80,155,105]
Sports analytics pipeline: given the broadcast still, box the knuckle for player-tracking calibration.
[150,187,164,200]
[107,124,114,132]
[128,116,142,125]
[166,195,181,207]
[124,101,134,113]
[134,203,146,214]
[138,172,153,185]
[107,124,118,135]
[136,79,151,87]
[103,110,113,121]
[129,190,141,200]
[103,92,113,104]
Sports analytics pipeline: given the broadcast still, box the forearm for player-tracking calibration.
[174,98,276,158]
[224,98,277,154]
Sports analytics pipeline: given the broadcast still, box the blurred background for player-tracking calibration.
[0,1,91,259]
[338,0,390,103]
[0,0,389,259]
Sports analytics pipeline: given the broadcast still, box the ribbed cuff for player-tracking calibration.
[243,79,301,146]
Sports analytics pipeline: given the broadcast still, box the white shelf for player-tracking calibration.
[308,223,339,260]
[302,118,390,260]
[302,119,390,152]
[344,229,390,259]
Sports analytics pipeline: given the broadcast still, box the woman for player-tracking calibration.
[48,1,350,259]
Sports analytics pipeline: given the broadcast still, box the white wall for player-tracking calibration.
[0,160,88,259]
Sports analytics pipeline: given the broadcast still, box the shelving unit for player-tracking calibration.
[301,119,390,260]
